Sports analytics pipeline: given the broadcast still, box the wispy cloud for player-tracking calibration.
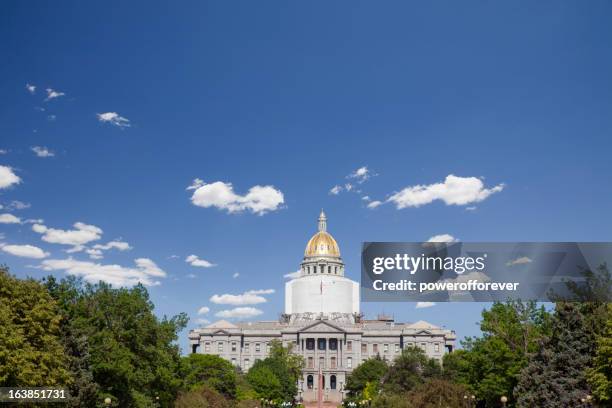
[415,302,436,309]
[506,256,532,266]
[426,234,458,243]
[26,83,36,94]
[210,289,275,305]
[45,88,65,101]
[97,112,131,128]
[31,146,55,158]
[284,270,301,279]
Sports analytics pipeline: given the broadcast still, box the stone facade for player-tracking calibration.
[188,211,456,404]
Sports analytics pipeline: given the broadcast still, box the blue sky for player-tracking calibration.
[1,1,612,353]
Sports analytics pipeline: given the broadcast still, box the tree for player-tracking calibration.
[406,378,468,408]
[515,302,593,407]
[45,277,188,407]
[383,346,440,394]
[345,356,388,398]
[174,385,232,408]
[447,300,551,406]
[179,354,237,398]
[245,365,283,400]
[586,303,612,403]
[0,267,72,387]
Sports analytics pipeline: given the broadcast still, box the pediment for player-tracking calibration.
[299,320,345,334]
[414,330,432,335]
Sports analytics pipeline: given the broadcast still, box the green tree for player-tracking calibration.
[0,267,72,386]
[406,378,468,408]
[179,354,237,398]
[515,302,593,407]
[345,356,388,398]
[245,365,283,400]
[383,346,440,394]
[586,304,612,403]
[46,277,188,407]
[174,385,232,408]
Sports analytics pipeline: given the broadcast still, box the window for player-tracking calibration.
[255,343,260,352]
[267,343,271,353]
[307,375,314,389]
[231,342,237,352]
[330,375,337,390]
[329,339,338,350]
[435,343,440,352]
[231,358,236,365]
[204,342,210,352]
[420,342,427,351]
[319,356,325,368]
[347,341,353,351]
[244,359,250,370]
[307,357,314,368]
[218,342,223,352]
[347,357,352,369]
[318,338,326,350]
[395,344,400,353]
[244,343,250,352]
[361,343,367,353]
[407,342,414,347]
[384,344,389,353]
[330,357,337,369]
[306,338,315,350]
[373,344,379,353]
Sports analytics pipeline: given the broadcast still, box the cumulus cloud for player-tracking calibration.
[426,234,458,243]
[97,112,131,128]
[188,180,284,215]
[0,165,21,189]
[387,175,504,209]
[26,83,36,94]
[215,307,263,319]
[32,222,102,250]
[210,289,275,305]
[284,270,301,279]
[506,256,532,266]
[198,306,210,315]
[31,146,55,158]
[45,88,65,101]
[415,302,436,309]
[38,257,166,286]
[0,213,21,224]
[1,244,49,259]
[186,254,216,268]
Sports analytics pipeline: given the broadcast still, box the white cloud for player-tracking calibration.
[26,83,36,94]
[415,302,436,309]
[465,206,477,211]
[0,213,21,224]
[5,200,30,210]
[32,222,103,249]
[186,254,216,268]
[232,272,240,279]
[427,234,458,243]
[506,256,532,266]
[93,240,132,251]
[284,270,301,279]
[97,112,131,128]
[387,175,504,209]
[39,257,166,286]
[1,244,49,259]
[85,248,103,259]
[329,185,342,195]
[215,307,263,319]
[31,146,55,158]
[45,88,65,101]
[348,166,372,183]
[188,180,284,215]
[0,165,21,189]
[198,306,210,315]
[210,289,274,305]
[367,200,383,209]
[361,196,371,201]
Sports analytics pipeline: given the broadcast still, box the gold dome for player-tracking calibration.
[304,210,341,257]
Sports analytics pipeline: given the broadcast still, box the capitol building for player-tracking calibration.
[188,211,456,404]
